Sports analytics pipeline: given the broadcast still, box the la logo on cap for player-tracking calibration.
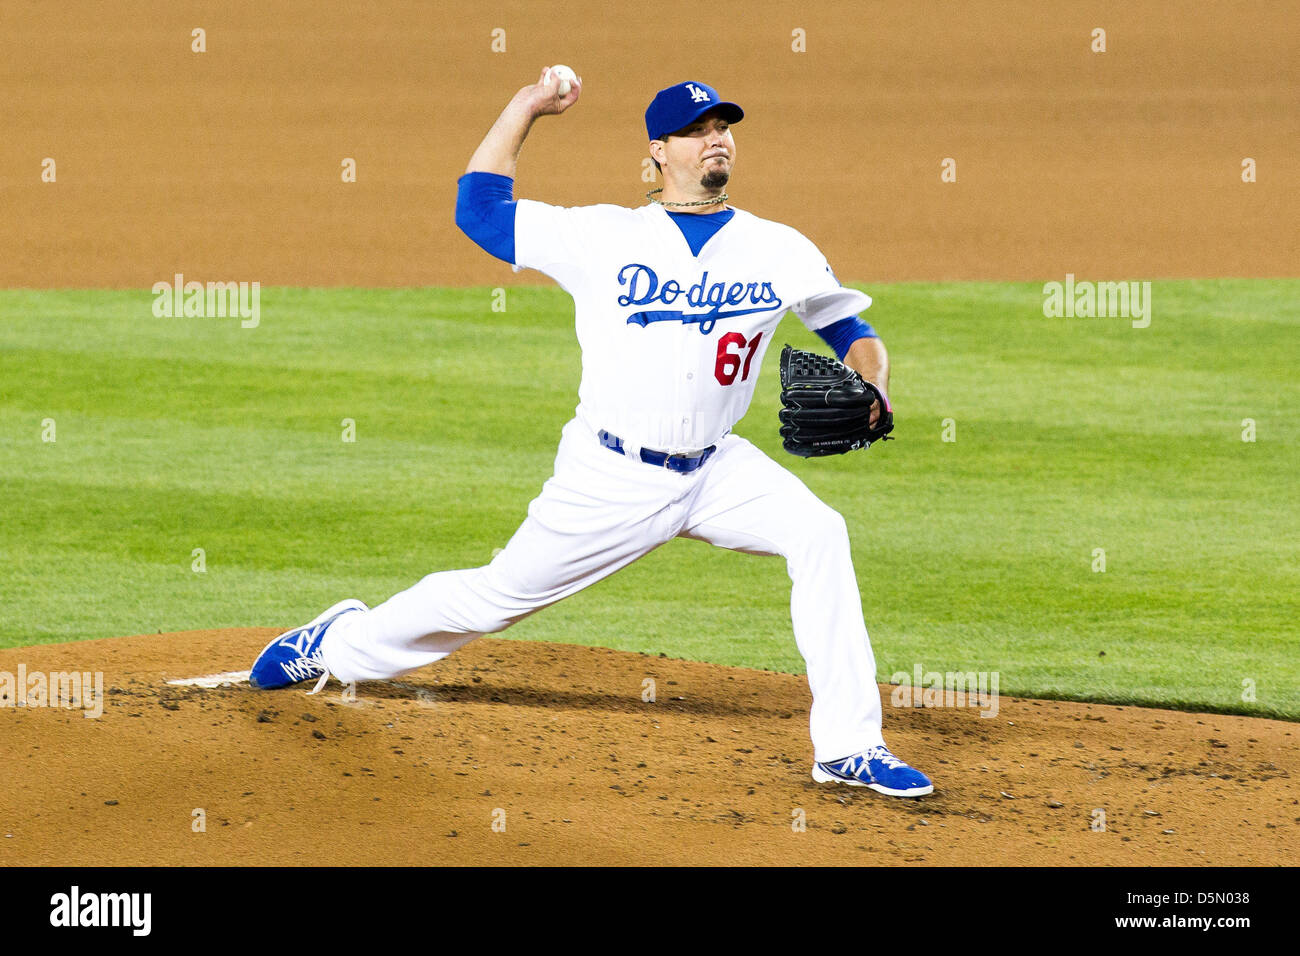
[686,84,711,103]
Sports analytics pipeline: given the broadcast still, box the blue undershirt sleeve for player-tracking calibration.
[455,171,518,264]
[815,316,878,361]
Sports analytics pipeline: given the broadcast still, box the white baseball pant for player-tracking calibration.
[321,415,885,762]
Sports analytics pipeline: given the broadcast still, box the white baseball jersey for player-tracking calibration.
[512,201,872,453]
[319,197,891,768]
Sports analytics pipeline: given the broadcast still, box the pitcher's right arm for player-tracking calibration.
[456,69,583,262]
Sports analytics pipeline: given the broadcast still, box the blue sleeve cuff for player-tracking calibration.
[455,171,518,264]
[815,316,878,361]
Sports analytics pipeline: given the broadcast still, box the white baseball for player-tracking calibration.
[548,64,577,96]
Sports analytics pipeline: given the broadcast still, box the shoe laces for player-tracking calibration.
[307,670,332,696]
[866,746,906,770]
[279,615,340,686]
[307,671,358,701]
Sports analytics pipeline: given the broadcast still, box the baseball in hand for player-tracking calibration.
[547,64,577,96]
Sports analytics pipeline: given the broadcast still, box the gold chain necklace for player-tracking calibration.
[646,188,728,208]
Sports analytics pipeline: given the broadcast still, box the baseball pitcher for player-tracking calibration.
[250,69,933,797]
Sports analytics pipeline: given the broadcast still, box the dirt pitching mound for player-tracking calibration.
[0,630,1294,866]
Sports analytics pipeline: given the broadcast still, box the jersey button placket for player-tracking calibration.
[672,318,688,451]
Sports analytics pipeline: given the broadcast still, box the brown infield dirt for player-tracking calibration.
[0,631,1295,866]
[2,2,1297,865]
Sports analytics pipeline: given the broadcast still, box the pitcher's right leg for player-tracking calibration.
[318,419,684,683]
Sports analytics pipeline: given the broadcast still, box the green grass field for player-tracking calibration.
[1,281,1296,719]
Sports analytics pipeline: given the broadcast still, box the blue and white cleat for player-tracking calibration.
[812,745,934,797]
[249,599,368,690]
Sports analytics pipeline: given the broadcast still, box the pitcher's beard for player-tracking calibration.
[701,167,730,191]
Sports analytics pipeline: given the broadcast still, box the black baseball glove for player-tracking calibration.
[778,344,894,457]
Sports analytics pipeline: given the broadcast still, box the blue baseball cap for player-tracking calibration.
[645,81,744,141]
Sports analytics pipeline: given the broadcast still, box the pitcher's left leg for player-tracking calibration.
[678,436,883,763]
